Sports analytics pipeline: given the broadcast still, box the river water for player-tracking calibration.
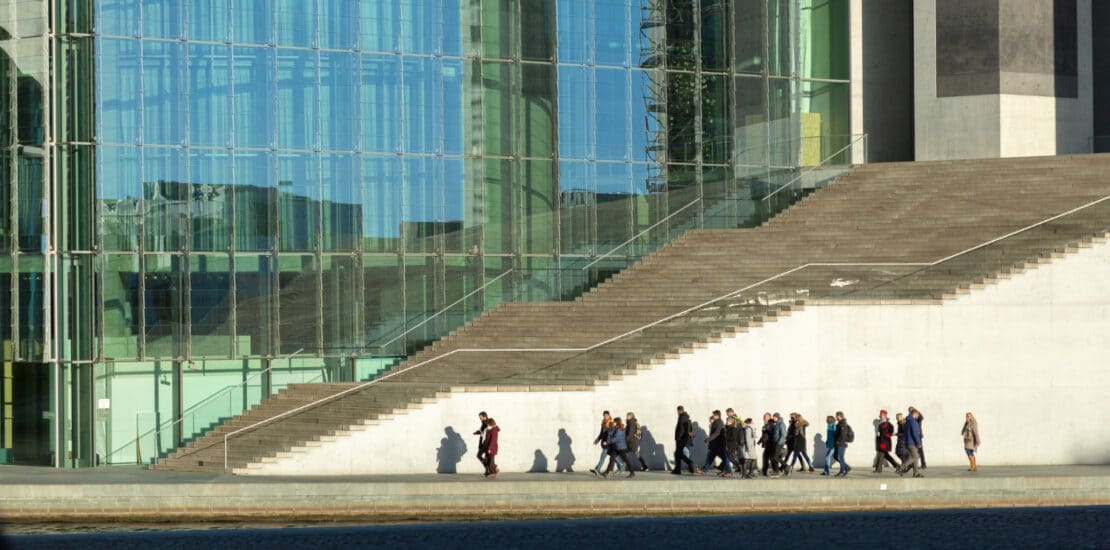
[4,506,1107,549]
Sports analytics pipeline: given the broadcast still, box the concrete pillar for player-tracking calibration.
[914,0,1092,160]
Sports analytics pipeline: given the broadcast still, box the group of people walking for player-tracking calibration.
[472,406,980,478]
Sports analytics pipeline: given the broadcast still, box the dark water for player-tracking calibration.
[4,506,1108,549]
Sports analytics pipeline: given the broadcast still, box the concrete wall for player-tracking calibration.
[914,0,1092,160]
[244,238,1110,475]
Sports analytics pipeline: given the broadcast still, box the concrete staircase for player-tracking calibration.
[156,154,1110,472]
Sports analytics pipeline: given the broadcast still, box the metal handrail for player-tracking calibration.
[222,192,1110,471]
[108,348,302,464]
[580,134,869,271]
[760,134,868,204]
[371,268,515,352]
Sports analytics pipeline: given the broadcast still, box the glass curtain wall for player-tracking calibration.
[3,0,848,467]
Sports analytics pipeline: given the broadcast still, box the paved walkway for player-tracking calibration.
[0,465,1107,522]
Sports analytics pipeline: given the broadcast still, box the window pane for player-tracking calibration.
[277,254,318,354]
[96,0,139,36]
[558,66,592,160]
[98,145,142,251]
[360,0,400,52]
[521,159,555,254]
[360,54,401,153]
[519,63,555,158]
[277,49,319,150]
[278,153,319,252]
[101,254,142,358]
[520,0,555,61]
[190,254,232,357]
[320,51,359,152]
[595,68,630,161]
[321,153,360,252]
[595,0,630,67]
[190,149,233,252]
[234,254,274,356]
[557,0,590,64]
[142,41,187,146]
[143,253,185,358]
[141,0,185,39]
[188,0,230,42]
[403,156,443,253]
[234,151,277,251]
[142,147,188,252]
[362,155,401,253]
[96,38,141,144]
[189,44,232,147]
[232,0,275,45]
[483,61,517,157]
[319,0,359,50]
[276,0,317,48]
[233,46,277,148]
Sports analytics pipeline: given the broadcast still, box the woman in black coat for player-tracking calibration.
[625,412,648,471]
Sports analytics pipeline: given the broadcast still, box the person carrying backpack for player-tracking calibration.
[833,411,853,477]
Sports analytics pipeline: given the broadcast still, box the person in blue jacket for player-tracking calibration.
[821,415,837,475]
[898,407,924,478]
[603,418,634,478]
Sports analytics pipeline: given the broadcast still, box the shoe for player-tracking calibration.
[641,465,649,472]
[808,467,814,473]
[835,472,845,477]
[671,470,682,476]
[845,465,852,474]
[627,472,635,478]
[897,469,906,478]
[722,472,733,478]
[590,468,598,476]
[820,471,829,476]
[601,472,609,478]
[913,473,924,478]
[695,468,705,476]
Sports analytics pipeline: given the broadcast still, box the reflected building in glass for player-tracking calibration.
[0,0,849,466]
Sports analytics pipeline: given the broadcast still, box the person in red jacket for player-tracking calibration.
[483,418,501,478]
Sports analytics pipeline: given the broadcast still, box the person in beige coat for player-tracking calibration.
[962,412,980,471]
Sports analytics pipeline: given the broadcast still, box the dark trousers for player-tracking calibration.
[918,445,926,468]
[702,446,732,473]
[477,445,490,474]
[673,444,695,473]
[628,441,648,470]
[761,446,775,475]
[605,449,632,475]
[483,453,498,476]
[874,450,899,471]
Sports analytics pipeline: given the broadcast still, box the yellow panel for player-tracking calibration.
[800,112,822,166]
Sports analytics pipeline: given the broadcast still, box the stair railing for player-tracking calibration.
[106,348,302,465]
[758,134,869,222]
[222,172,1108,474]
[369,268,515,356]
[580,134,869,272]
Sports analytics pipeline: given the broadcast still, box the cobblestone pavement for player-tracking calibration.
[5,506,1108,549]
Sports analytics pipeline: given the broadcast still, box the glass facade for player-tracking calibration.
[1,0,849,466]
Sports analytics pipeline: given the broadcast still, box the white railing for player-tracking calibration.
[222,192,1110,470]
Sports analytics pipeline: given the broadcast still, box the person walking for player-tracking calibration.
[909,406,926,469]
[873,410,900,474]
[699,410,733,477]
[603,418,634,478]
[724,415,741,472]
[473,411,490,475]
[833,411,853,477]
[772,412,789,476]
[741,417,758,478]
[626,412,649,471]
[482,418,500,478]
[898,407,923,478]
[591,411,621,475]
[894,412,911,465]
[759,413,776,476]
[788,412,814,473]
[962,411,980,472]
[821,415,837,475]
[672,406,699,475]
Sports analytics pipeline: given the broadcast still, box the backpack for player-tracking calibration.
[845,423,855,443]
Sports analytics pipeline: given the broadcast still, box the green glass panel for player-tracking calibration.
[101,254,141,359]
[800,0,849,80]
[190,254,232,358]
[363,254,402,348]
[234,254,274,357]
[322,255,360,354]
[520,159,555,255]
[277,254,318,355]
[520,0,555,61]
[482,158,516,255]
[143,253,185,359]
[482,61,516,157]
[519,63,555,158]
[482,0,517,59]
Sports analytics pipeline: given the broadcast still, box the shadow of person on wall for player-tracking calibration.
[530,449,549,473]
[555,428,575,473]
[691,422,709,468]
[814,434,827,469]
[640,426,670,471]
[436,426,467,474]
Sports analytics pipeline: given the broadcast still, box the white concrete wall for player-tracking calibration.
[245,239,1110,475]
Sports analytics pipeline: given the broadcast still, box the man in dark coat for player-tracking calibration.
[760,412,777,476]
[699,410,733,476]
[833,411,852,477]
[625,412,649,471]
[671,405,698,475]
[473,411,489,475]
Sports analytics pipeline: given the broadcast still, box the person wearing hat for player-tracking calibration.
[873,410,899,474]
